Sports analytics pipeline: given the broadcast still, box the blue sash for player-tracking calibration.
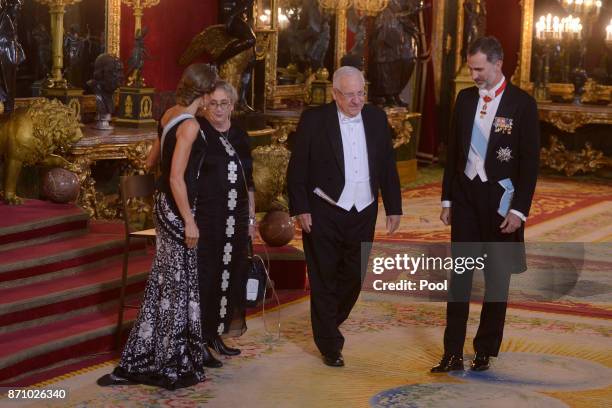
[498,178,514,217]
[470,123,488,158]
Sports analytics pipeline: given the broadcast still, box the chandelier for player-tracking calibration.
[318,0,390,15]
[562,0,602,16]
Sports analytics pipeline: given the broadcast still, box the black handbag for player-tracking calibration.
[245,239,267,307]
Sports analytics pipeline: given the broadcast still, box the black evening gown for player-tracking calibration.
[112,114,208,390]
[196,117,254,340]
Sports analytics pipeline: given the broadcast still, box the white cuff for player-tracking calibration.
[441,200,452,208]
[509,209,526,222]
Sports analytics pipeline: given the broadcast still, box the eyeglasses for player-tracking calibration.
[207,100,232,110]
[334,89,366,100]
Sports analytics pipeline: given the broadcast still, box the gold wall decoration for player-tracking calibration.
[431,0,446,104]
[140,96,153,118]
[107,0,122,57]
[125,95,133,117]
[68,98,81,118]
[335,9,348,70]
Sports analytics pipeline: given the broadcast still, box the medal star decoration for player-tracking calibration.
[496,146,513,162]
[494,117,513,135]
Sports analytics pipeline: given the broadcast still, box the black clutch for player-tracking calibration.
[245,239,267,308]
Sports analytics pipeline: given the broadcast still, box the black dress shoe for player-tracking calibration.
[470,353,490,371]
[202,344,223,368]
[96,373,137,386]
[209,336,241,356]
[322,353,344,367]
[430,354,464,373]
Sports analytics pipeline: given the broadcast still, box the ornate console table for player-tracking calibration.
[538,103,612,133]
[537,103,612,176]
[71,126,157,217]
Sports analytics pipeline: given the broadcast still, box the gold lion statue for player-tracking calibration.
[0,99,83,204]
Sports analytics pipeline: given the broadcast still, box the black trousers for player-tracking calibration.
[444,174,518,357]
[302,198,377,356]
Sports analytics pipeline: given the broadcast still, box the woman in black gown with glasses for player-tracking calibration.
[195,80,256,368]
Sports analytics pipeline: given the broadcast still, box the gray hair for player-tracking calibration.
[332,66,365,88]
[211,80,238,103]
[468,36,504,63]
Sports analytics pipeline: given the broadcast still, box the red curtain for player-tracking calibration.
[120,0,218,91]
[417,0,437,161]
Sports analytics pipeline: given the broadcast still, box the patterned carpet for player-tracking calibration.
[10,294,611,407]
[5,169,611,407]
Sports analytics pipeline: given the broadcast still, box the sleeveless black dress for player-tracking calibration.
[112,114,207,390]
[195,117,254,340]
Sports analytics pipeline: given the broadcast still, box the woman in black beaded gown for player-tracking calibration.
[97,63,218,390]
[195,80,256,367]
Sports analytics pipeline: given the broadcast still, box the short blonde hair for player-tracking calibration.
[211,80,238,104]
[175,63,218,106]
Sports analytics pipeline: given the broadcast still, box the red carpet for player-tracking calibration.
[0,199,307,386]
[0,200,88,247]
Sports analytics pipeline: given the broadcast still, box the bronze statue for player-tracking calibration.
[0,99,83,204]
[87,53,124,130]
[461,0,486,63]
[63,24,85,87]
[180,0,256,111]
[368,0,429,106]
[0,0,25,114]
[32,22,51,81]
[306,16,330,70]
[216,0,256,111]
[127,27,150,87]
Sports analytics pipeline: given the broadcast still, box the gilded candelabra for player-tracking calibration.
[560,0,602,104]
[533,14,581,102]
[34,0,83,89]
[121,0,160,87]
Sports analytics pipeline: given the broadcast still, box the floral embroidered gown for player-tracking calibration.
[112,114,207,390]
[195,117,253,341]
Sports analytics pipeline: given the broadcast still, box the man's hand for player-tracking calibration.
[500,212,522,234]
[296,213,312,233]
[440,207,451,226]
[386,215,401,235]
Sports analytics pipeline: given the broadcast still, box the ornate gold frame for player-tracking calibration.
[513,0,611,100]
[106,0,121,57]
[258,0,348,108]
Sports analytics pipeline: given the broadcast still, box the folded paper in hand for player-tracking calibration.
[313,187,337,206]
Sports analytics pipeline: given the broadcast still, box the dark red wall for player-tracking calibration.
[120,0,218,91]
[486,0,522,79]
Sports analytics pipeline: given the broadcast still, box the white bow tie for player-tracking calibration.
[340,114,362,124]
[479,88,496,100]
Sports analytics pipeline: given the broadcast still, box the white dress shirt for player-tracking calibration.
[336,110,374,212]
[442,76,526,221]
